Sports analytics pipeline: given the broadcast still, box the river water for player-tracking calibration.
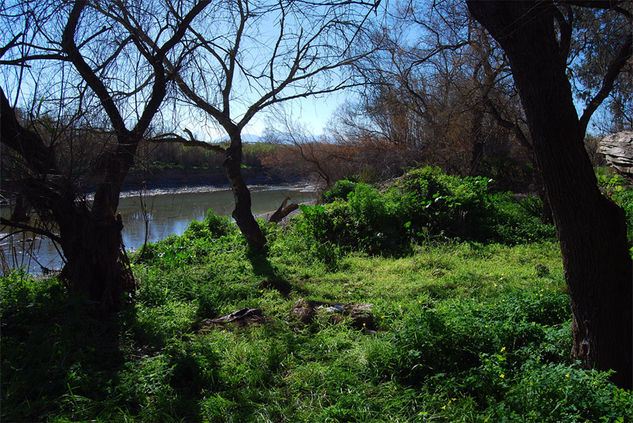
[1,184,316,274]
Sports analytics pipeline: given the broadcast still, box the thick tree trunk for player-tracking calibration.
[60,135,138,309]
[58,207,135,308]
[17,173,135,310]
[224,132,267,251]
[467,1,632,389]
[2,89,136,309]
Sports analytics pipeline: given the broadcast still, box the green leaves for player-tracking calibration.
[300,166,556,255]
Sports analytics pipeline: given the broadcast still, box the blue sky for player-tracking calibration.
[241,90,349,138]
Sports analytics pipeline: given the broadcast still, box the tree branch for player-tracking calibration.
[0,87,56,174]
[0,218,62,244]
[579,31,632,135]
[560,0,627,11]
[148,131,227,154]
[0,32,23,59]
[62,0,128,135]
[486,98,532,153]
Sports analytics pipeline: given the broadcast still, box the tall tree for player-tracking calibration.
[141,0,380,251]
[1,0,209,308]
[466,0,632,389]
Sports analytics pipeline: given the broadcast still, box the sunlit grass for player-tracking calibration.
[2,230,630,422]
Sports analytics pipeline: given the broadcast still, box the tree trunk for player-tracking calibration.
[224,132,267,251]
[469,102,485,176]
[467,0,632,389]
[58,206,135,309]
[61,134,138,309]
[16,173,135,310]
[1,89,136,309]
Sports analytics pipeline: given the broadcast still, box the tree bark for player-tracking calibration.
[56,204,135,308]
[225,131,267,251]
[269,197,299,223]
[467,0,632,389]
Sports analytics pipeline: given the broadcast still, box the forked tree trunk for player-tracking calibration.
[467,1,632,389]
[224,132,267,251]
[48,154,136,309]
[15,169,135,310]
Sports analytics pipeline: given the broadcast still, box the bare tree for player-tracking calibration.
[262,115,357,190]
[340,0,534,181]
[0,0,209,308]
[139,0,381,251]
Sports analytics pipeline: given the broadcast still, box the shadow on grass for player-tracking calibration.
[1,278,206,422]
[247,250,292,296]
[1,282,128,421]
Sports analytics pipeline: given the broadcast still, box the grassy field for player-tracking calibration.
[2,168,632,422]
[2,233,631,422]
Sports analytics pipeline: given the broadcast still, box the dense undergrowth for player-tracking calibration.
[307,167,555,254]
[2,167,632,422]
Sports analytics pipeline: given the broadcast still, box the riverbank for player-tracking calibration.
[0,166,310,206]
[120,167,307,192]
[2,166,631,421]
[4,233,632,422]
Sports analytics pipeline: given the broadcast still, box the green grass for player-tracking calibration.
[3,165,633,422]
[2,232,631,422]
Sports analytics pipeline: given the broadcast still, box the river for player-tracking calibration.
[0,184,317,275]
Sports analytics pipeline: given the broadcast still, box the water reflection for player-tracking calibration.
[1,185,316,274]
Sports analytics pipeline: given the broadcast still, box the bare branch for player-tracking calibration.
[0,86,56,174]
[0,218,62,244]
[560,0,627,11]
[579,31,632,135]
[486,98,532,152]
[62,0,128,135]
[0,32,23,58]
[148,131,227,154]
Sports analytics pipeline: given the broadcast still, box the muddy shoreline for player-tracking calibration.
[119,167,305,192]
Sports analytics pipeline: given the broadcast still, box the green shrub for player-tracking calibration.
[393,167,492,240]
[182,211,237,242]
[301,166,556,254]
[301,184,408,254]
[488,192,557,244]
[182,219,211,239]
[136,235,216,268]
[492,362,633,422]
[282,210,344,267]
[0,270,66,319]
[389,288,571,382]
[321,179,359,203]
[0,269,38,314]
[134,215,243,269]
[374,287,631,421]
[598,172,633,246]
[204,209,236,238]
